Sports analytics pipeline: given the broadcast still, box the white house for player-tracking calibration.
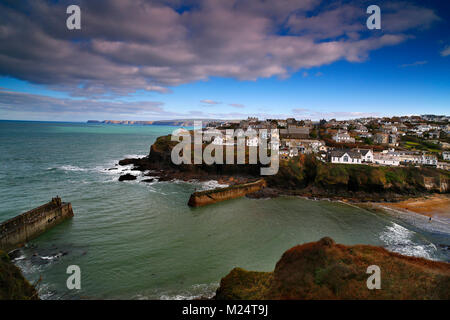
[373,153,400,166]
[420,154,438,166]
[332,131,355,143]
[353,148,373,163]
[443,151,450,161]
[289,148,299,157]
[437,162,450,171]
[212,136,235,146]
[330,150,362,164]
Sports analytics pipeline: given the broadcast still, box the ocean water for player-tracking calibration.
[0,120,448,300]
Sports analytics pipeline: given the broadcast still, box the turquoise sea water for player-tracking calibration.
[0,120,448,299]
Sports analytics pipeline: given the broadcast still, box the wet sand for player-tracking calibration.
[377,194,450,221]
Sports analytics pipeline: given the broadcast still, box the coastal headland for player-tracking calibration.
[215,237,450,300]
[119,134,450,206]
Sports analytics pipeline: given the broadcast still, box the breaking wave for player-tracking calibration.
[380,222,437,259]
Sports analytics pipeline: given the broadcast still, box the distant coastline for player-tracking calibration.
[87,119,223,127]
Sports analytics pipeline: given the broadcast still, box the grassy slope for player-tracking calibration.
[268,155,450,194]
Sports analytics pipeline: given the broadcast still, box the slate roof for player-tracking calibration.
[330,150,362,159]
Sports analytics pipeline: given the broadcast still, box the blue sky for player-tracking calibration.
[0,0,449,121]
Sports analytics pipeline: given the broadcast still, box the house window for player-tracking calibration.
[343,156,349,162]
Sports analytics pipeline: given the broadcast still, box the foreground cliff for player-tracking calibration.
[0,250,38,300]
[215,237,450,300]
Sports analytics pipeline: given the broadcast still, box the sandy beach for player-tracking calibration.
[377,194,450,221]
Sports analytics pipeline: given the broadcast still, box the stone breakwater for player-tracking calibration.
[188,179,267,207]
[0,197,74,252]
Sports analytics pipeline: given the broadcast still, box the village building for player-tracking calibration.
[332,131,355,143]
[374,133,389,144]
[352,148,373,163]
[330,150,362,164]
[373,153,400,166]
[437,162,450,171]
[421,154,438,166]
[389,134,398,146]
[279,126,310,139]
[443,151,450,161]
[354,124,368,133]
[289,148,299,157]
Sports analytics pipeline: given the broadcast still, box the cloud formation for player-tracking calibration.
[200,99,221,105]
[0,89,166,116]
[441,46,450,57]
[399,60,428,67]
[0,0,440,98]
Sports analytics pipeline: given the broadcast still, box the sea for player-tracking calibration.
[0,120,449,300]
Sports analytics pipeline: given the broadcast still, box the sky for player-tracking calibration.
[0,0,449,122]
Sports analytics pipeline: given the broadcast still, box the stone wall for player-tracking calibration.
[188,179,267,207]
[0,197,74,252]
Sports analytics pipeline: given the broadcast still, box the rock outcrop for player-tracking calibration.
[215,237,450,300]
[118,173,137,181]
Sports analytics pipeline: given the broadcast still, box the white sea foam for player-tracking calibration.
[122,154,147,159]
[380,222,437,259]
[377,205,450,235]
[40,253,62,260]
[200,180,229,190]
[158,283,218,300]
[52,165,88,172]
[12,255,26,261]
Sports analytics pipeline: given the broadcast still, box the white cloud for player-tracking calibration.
[399,60,428,67]
[200,99,221,105]
[441,46,450,57]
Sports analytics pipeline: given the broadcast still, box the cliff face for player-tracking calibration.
[0,251,39,300]
[188,179,267,207]
[215,237,450,300]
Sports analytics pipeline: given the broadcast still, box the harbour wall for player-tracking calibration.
[188,179,267,207]
[0,197,74,252]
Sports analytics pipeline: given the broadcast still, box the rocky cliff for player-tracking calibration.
[215,237,450,300]
[0,250,38,300]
